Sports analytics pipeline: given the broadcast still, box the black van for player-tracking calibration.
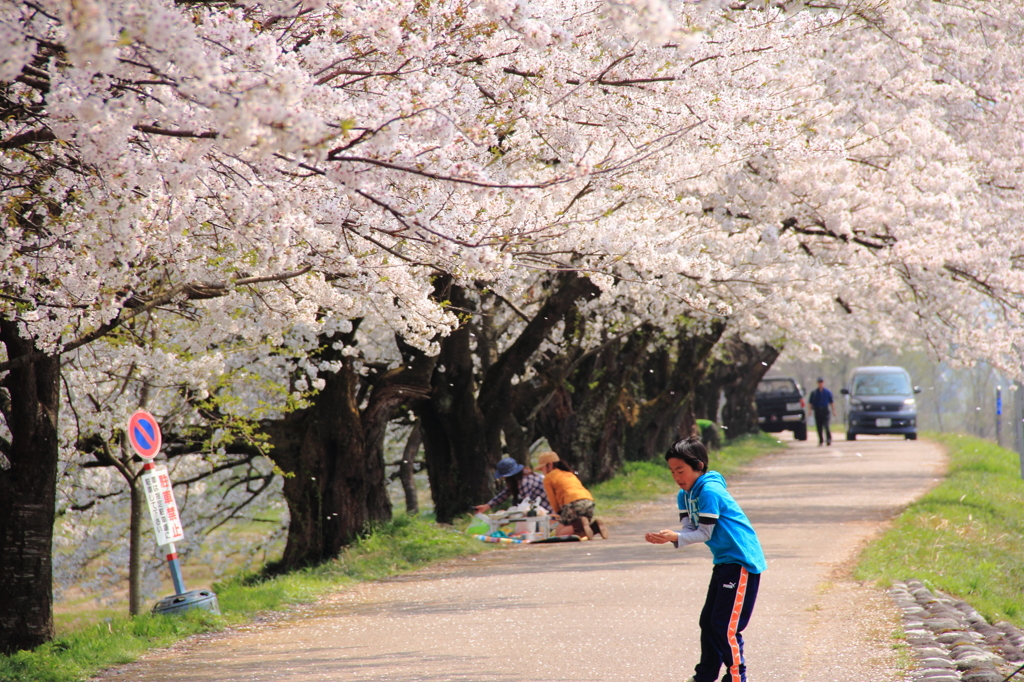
[841,366,921,440]
[756,377,807,441]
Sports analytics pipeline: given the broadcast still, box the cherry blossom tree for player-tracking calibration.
[0,0,806,649]
[705,0,1024,369]
[5,0,1024,654]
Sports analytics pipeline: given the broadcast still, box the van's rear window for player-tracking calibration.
[757,379,799,396]
[852,373,911,396]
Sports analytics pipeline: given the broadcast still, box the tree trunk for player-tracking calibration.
[535,321,724,478]
[534,326,654,481]
[532,384,579,464]
[500,412,532,465]
[692,379,722,423]
[696,358,733,427]
[414,274,601,522]
[399,424,421,515]
[415,284,491,524]
[267,356,387,568]
[711,338,781,437]
[411,274,598,518]
[622,321,726,462]
[128,475,144,616]
[265,328,433,571]
[0,321,60,653]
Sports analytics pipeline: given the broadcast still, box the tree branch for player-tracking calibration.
[0,266,312,374]
[133,124,218,139]
[0,127,56,149]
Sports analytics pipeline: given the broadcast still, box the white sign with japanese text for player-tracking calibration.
[141,466,185,545]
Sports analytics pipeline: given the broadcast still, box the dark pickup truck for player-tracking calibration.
[756,377,807,441]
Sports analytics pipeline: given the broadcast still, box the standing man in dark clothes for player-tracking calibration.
[808,377,837,446]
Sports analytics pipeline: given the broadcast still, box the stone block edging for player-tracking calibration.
[891,580,1024,682]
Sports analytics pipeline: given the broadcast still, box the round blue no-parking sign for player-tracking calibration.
[128,410,162,459]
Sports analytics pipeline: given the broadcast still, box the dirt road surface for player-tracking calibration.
[101,435,945,682]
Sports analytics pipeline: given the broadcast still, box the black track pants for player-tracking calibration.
[693,563,761,682]
[814,408,831,444]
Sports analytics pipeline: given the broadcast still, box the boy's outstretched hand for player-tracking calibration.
[645,529,680,544]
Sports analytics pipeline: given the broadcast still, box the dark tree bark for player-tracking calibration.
[533,320,726,479]
[693,373,722,423]
[500,411,532,466]
[0,321,60,654]
[412,282,492,524]
[128,478,145,615]
[533,325,655,480]
[264,323,434,570]
[698,336,781,438]
[531,383,578,462]
[622,321,727,461]
[720,343,779,436]
[398,424,421,515]
[412,273,600,523]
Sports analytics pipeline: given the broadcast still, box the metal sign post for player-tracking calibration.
[139,463,186,593]
[128,410,220,615]
[996,386,1003,447]
[1015,383,1024,480]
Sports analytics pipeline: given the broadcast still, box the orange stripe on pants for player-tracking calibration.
[727,567,749,682]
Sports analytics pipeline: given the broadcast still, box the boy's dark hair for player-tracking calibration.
[665,436,708,472]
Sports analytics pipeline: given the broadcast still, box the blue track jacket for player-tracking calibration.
[677,471,767,574]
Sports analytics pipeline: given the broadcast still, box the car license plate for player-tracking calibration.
[786,402,802,411]
[875,418,892,427]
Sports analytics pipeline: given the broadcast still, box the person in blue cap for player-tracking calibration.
[474,456,551,514]
[645,437,766,682]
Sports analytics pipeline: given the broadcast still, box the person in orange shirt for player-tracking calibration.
[535,451,607,540]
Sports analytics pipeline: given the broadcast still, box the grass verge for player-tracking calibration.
[715,431,789,477]
[590,431,786,514]
[854,432,1024,627]
[1,431,784,682]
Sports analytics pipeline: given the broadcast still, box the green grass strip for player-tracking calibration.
[590,431,785,513]
[714,431,788,477]
[0,610,223,682]
[0,432,783,682]
[855,432,1024,627]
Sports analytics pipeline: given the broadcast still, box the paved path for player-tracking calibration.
[103,435,946,682]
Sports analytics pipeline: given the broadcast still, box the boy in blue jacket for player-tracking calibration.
[645,437,766,682]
